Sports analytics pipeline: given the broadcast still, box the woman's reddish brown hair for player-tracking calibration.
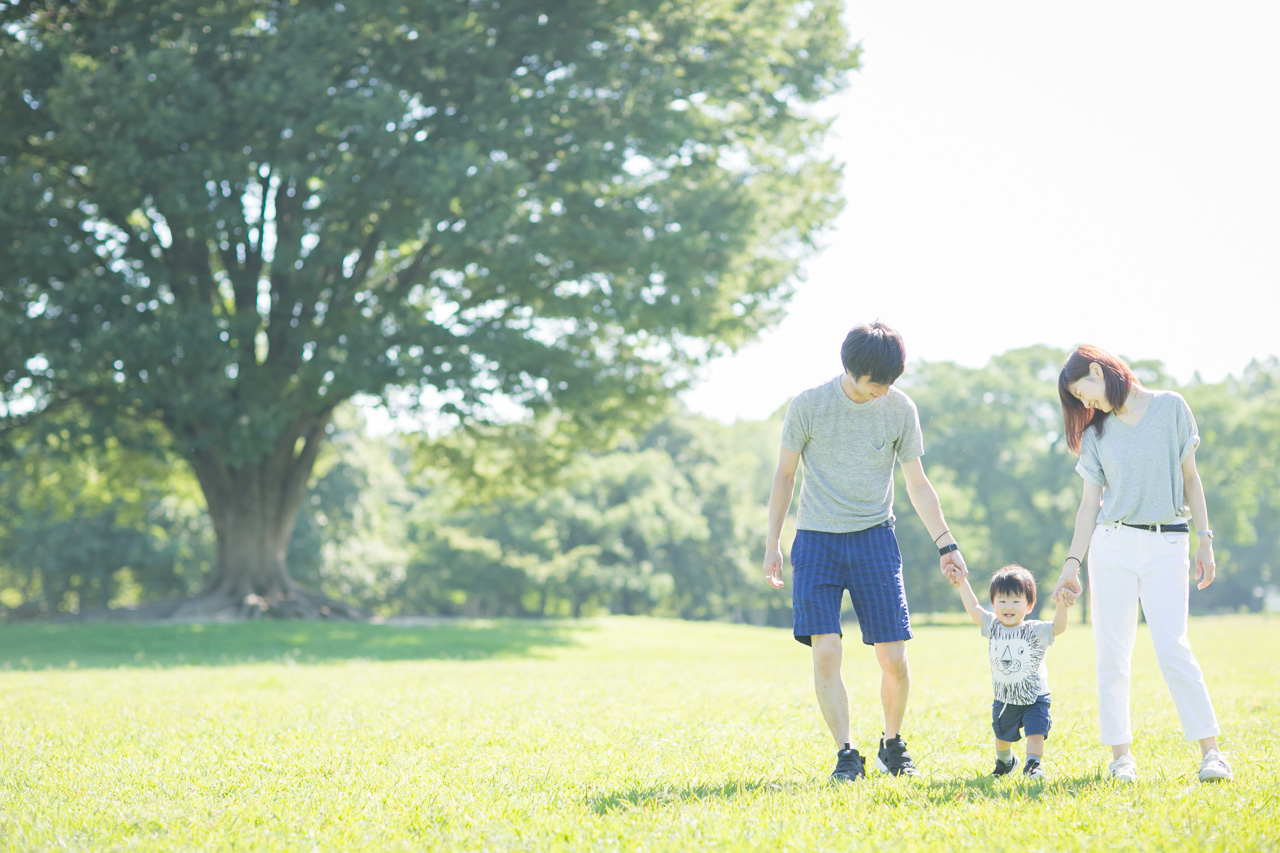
[1058,345,1138,453]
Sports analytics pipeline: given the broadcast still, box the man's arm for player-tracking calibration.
[762,446,801,588]
[899,457,967,580]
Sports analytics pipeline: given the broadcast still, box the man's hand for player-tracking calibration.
[940,549,966,585]
[763,546,785,588]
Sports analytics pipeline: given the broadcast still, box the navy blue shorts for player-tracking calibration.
[992,693,1052,743]
[790,524,913,646]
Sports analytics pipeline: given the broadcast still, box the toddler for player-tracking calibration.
[953,564,1070,778]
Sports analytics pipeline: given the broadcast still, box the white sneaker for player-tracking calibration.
[1108,754,1139,782]
[1198,749,1233,782]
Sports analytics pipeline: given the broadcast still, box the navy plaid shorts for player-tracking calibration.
[790,524,913,646]
[992,693,1052,742]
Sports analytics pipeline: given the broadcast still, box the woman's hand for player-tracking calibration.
[1195,542,1216,590]
[1054,562,1083,606]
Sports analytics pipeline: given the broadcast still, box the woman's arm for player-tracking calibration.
[1054,480,1103,601]
[1182,450,1216,590]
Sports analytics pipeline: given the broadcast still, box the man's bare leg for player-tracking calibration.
[811,633,850,746]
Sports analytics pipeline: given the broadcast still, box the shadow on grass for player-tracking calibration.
[0,619,586,671]
[915,772,1106,803]
[590,780,794,814]
[585,771,1116,814]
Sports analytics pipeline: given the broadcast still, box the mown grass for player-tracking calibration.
[0,614,1276,851]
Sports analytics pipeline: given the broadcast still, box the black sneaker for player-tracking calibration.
[830,746,866,783]
[875,735,920,777]
[993,755,1019,776]
[1023,757,1045,779]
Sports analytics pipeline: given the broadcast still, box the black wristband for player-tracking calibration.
[938,543,959,556]
[1065,556,1081,568]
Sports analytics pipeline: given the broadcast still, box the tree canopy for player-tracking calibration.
[0,0,856,616]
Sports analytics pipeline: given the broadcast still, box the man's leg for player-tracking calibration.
[874,640,909,741]
[872,640,918,776]
[811,633,851,746]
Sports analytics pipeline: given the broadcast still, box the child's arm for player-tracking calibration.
[1052,594,1070,636]
[956,576,985,627]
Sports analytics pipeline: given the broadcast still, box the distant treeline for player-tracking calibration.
[2,346,1277,621]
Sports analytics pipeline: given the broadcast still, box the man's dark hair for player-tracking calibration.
[989,564,1038,607]
[840,321,906,385]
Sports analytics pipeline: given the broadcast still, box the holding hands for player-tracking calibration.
[1053,557,1083,607]
[936,528,967,586]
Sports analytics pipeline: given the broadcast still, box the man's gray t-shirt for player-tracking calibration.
[780,378,924,533]
[980,611,1054,705]
[1076,390,1200,525]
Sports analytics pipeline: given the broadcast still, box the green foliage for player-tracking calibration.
[1182,357,1280,611]
[395,410,785,622]
[0,616,1275,850]
[286,408,416,607]
[1,0,855,594]
[0,407,211,615]
[0,0,854,456]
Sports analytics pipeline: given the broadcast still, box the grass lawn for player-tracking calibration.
[1,614,1277,851]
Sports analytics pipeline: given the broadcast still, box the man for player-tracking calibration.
[762,321,966,782]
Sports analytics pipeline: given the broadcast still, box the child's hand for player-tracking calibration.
[1054,586,1077,607]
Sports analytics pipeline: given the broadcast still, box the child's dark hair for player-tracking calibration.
[840,321,905,385]
[989,564,1037,606]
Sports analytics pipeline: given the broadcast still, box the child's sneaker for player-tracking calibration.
[830,747,866,783]
[992,755,1019,776]
[1198,749,1233,782]
[1108,754,1138,782]
[875,734,920,777]
[1022,757,1045,779]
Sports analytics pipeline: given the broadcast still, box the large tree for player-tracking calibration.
[0,0,854,616]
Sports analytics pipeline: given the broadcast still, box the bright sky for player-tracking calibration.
[682,0,1280,423]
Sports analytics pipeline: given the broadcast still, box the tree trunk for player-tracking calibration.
[204,482,298,603]
[159,408,360,620]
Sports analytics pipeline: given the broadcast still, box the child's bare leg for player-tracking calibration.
[1025,734,1045,759]
[995,738,1014,753]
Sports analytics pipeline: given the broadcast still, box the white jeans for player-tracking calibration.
[1088,524,1220,745]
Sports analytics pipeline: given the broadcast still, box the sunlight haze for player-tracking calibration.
[682,1,1280,423]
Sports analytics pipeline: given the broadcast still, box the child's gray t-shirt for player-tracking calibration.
[1075,390,1200,525]
[780,378,924,533]
[980,611,1055,705]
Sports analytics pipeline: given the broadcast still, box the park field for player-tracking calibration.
[0,615,1277,851]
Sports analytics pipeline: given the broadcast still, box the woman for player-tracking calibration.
[1052,344,1231,783]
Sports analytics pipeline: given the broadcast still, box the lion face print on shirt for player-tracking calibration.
[980,612,1055,705]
